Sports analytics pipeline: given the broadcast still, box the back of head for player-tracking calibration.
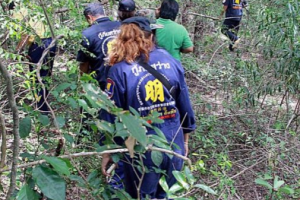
[84,2,105,17]
[109,17,153,65]
[118,0,136,21]
[8,1,15,10]
[159,0,179,21]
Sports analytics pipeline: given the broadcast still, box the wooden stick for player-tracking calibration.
[0,145,192,173]
[187,12,219,20]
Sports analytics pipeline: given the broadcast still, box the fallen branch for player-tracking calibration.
[0,60,20,200]
[187,12,219,20]
[0,146,192,173]
[0,111,6,168]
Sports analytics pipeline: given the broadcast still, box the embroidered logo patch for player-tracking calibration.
[106,78,115,98]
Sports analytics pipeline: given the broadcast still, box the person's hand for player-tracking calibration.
[184,142,189,157]
[101,153,112,177]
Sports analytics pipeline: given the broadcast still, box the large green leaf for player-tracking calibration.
[255,178,272,190]
[159,176,169,192]
[43,156,70,176]
[273,176,285,190]
[56,116,65,128]
[119,114,147,147]
[194,184,217,195]
[172,171,189,190]
[184,166,196,185]
[17,185,39,200]
[151,151,163,167]
[19,117,31,138]
[32,165,66,200]
[38,114,50,126]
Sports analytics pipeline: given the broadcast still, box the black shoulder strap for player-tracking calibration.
[137,59,176,98]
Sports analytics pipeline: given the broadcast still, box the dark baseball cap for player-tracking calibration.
[122,16,163,32]
[118,0,136,12]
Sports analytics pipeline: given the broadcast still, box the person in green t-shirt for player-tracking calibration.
[155,0,193,61]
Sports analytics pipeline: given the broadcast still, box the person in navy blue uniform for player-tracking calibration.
[100,17,196,199]
[220,0,247,51]
[76,2,125,190]
[77,2,120,90]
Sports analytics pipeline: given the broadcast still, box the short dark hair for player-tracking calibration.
[159,0,179,21]
[83,2,105,17]
[118,10,135,21]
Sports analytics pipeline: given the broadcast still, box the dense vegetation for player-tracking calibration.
[0,0,300,199]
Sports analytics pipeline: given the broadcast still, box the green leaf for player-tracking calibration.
[255,178,272,190]
[194,184,217,195]
[43,156,70,176]
[95,120,115,133]
[184,166,196,185]
[17,184,39,200]
[67,97,78,109]
[69,175,85,187]
[278,186,294,195]
[273,176,285,190]
[19,117,31,138]
[55,83,71,93]
[129,106,140,117]
[119,114,147,147]
[159,176,169,192]
[169,183,183,193]
[151,151,163,167]
[172,171,189,190]
[32,165,66,200]
[56,116,65,128]
[38,114,50,126]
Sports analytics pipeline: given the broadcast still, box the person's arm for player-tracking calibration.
[181,28,194,54]
[219,5,228,19]
[219,0,228,19]
[184,133,190,157]
[180,46,194,53]
[100,68,126,177]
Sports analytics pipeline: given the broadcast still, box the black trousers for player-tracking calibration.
[221,19,241,42]
[28,38,56,112]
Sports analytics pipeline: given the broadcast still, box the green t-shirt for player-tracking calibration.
[156,18,193,61]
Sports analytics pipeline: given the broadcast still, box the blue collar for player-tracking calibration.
[94,17,110,24]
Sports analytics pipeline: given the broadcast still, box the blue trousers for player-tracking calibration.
[221,19,241,42]
[28,38,56,112]
[123,150,184,199]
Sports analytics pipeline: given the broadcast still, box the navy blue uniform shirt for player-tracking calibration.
[77,17,120,88]
[223,0,243,21]
[102,48,196,151]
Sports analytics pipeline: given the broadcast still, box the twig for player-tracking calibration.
[0,111,6,168]
[188,12,219,20]
[187,71,216,90]
[207,42,227,67]
[39,0,55,39]
[0,146,192,173]
[0,60,20,200]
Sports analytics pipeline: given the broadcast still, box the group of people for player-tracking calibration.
[77,0,196,198]
[8,0,247,198]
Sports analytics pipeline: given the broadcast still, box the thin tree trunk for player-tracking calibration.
[0,60,20,199]
[0,111,7,168]
[194,18,204,56]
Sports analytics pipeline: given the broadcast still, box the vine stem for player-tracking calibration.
[0,60,20,200]
[0,146,192,173]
